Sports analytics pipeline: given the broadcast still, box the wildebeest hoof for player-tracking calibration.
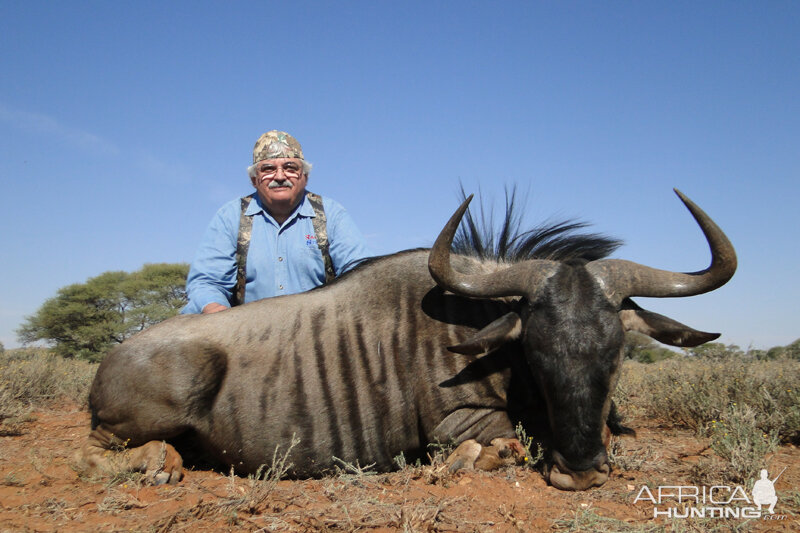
[147,465,182,485]
[473,438,527,470]
[136,441,184,485]
[445,438,527,472]
[153,472,171,485]
[489,438,527,462]
[446,439,482,472]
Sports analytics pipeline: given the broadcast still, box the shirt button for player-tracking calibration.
[279,285,284,290]
[278,257,283,262]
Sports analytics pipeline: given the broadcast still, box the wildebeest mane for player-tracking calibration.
[325,189,622,289]
[327,249,426,286]
[451,188,623,263]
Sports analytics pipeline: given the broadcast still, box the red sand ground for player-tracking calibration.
[0,404,797,532]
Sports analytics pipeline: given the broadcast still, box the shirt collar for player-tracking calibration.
[246,192,315,222]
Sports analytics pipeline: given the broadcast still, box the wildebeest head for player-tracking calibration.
[428,190,736,490]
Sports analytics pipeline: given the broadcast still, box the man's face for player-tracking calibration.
[251,157,308,215]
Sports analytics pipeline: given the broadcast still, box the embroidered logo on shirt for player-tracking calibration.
[305,234,317,246]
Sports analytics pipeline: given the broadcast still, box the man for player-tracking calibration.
[752,469,778,514]
[183,130,371,314]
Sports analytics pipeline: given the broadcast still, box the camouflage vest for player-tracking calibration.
[231,191,335,307]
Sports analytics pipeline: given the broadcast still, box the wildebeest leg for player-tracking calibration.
[433,408,524,472]
[446,437,527,472]
[77,425,183,484]
[77,341,227,483]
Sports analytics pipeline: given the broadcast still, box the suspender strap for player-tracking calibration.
[305,191,336,284]
[232,194,255,307]
[232,191,333,307]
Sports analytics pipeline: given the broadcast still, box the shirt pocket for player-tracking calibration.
[300,237,323,257]
[295,241,326,284]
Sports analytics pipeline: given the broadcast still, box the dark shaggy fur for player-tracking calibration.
[452,188,623,264]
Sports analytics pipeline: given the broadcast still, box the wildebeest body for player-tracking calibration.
[85,189,736,490]
[90,251,526,476]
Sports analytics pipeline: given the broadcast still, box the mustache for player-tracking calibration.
[267,178,294,189]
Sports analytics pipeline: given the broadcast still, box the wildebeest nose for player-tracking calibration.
[547,449,611,491]
[593,449,610,472]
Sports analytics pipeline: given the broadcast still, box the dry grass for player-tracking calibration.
[0,347,96,435]
[607,435,659,472]
[219,433,300,514]
[616,357,799,443]
[614,355,799,490]
[553,506,662,532]
[3,346,799,531]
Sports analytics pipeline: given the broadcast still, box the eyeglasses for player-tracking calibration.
[258,162,302,179]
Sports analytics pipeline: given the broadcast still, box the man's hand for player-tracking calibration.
[202,302,229,314]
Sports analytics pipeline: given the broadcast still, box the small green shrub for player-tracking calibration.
[515,421,544,468]
[425,438,457,465]
[691,404,780,485]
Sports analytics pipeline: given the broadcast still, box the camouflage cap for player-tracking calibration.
[252,130,304,164]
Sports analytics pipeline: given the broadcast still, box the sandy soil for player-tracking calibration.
[0,405,797,532]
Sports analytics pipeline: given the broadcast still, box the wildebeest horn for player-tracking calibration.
[586,189,737,306]
[428,195,558,299]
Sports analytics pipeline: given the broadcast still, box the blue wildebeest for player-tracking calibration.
[78,189,735,490]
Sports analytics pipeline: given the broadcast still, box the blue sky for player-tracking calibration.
[1,1,797,350]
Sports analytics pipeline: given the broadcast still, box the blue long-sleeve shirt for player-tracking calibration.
[183,192,372,313]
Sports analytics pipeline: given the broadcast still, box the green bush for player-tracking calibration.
[622,332,677,363]
[706,404,780,484]
[764,338,800,360]
[17,263,188,361]
[685,342,744,359]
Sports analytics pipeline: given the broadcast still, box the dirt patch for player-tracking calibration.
[0,405,797,532]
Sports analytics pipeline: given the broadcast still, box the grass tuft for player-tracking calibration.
[221,433,299,514]
[0,347,96,434]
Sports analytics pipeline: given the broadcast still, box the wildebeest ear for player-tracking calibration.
[618,298,719,347]
[448,312,522,355]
